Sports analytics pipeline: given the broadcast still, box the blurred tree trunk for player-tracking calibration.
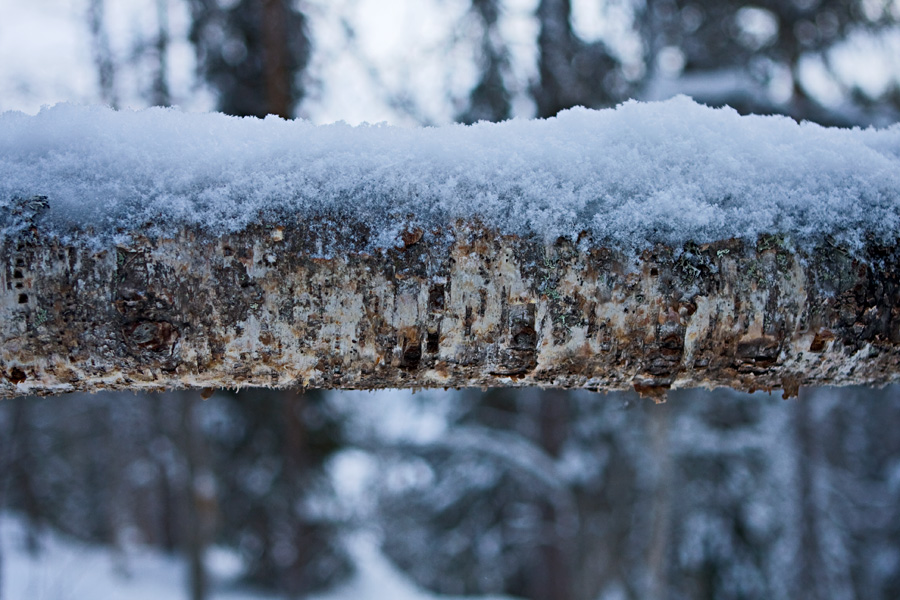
[791,394,856,600]
[646,402,671,600]
[152,0,171,107]
[457,0,511,124]
[261,0,291,119]
[88,0,117,108]
[282,390,310,597]
[793,396,818,596]
[7,399,42,553]
[534,0,625,117]
[188,0,310,118]
[182,392,216,600]
[151,397,180,551]
[535,391,571,600]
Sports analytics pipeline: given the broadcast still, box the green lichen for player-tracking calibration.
[539,250,561,299]
[29,307,49,333]
[776,252,791,273]
[746,261,766,285]
[757,234,788,253]
[555,313,573,333]
[680,261,701,280]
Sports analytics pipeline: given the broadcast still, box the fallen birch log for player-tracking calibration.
[1,99,898,398]
[3,218,898,399]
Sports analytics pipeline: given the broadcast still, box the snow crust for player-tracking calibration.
[1,96,898,250]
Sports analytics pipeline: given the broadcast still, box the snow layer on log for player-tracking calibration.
[1,96,898,251]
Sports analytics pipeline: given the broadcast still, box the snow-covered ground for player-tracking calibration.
[1,514,264,600]
[0,514,514,600]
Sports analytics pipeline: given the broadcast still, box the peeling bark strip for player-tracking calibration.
[2,220,899,399]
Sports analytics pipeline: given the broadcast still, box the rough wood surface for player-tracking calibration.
[2,216,899,399]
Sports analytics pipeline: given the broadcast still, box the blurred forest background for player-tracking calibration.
[2,1,900,599]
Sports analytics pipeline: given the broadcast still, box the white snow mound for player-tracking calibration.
[1,96,898,250]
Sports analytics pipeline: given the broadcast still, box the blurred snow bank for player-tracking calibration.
[0,514,517,600]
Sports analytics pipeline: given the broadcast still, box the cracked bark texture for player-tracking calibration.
[2,217,899,399]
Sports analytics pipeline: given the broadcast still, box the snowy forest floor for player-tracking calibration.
[0,513,514,600]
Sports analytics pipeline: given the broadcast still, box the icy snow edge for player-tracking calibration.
[1,95,898,251]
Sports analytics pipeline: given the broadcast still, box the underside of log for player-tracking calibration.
[2,218,899,399]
